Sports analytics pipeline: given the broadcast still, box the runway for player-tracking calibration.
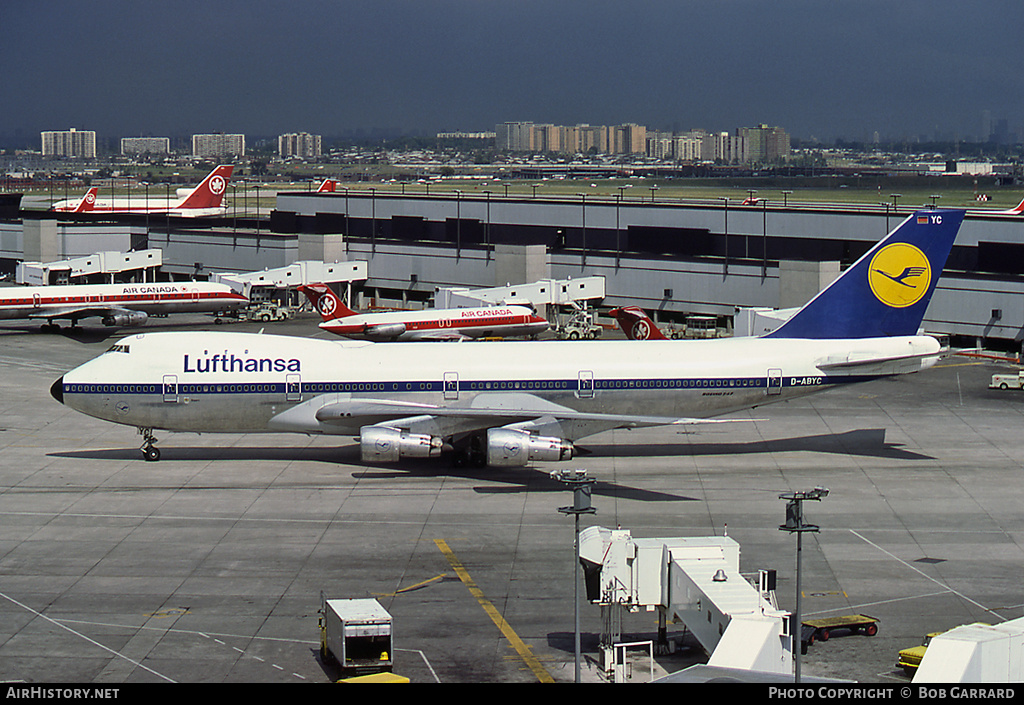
[1,314,1022,683]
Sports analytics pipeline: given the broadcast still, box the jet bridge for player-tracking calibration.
[578,526,792,677]
[434,276,605,309]
[213,260,367,302]
[17,249,163,285]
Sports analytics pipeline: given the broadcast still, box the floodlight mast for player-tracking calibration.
[554,469,597,684]
[779,487,829,684]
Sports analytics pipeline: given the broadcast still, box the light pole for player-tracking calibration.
[483,190,492,260]
[455,189,462,259]
[762,199,769,278]
[554,469,596,684]
[577,193,587,268]
[779,487,829,683]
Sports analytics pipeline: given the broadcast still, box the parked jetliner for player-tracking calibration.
[51,210,964,465]
[610,306,670,340]
[1,281,247,331]
[298,283,549,341]
[316,179,337,193]
[973,196,1024,216]
[53,187,100,214]
[50,165,234,217]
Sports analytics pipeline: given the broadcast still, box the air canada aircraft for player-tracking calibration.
[298,283,550,341]
[1,281,247,331]
[50,165,234,217]
[973,195,1024,216]
[54,187,100,214]
[610,306,670,340]
[51,209,964,465]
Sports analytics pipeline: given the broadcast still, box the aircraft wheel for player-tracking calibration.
[143,446,161,462]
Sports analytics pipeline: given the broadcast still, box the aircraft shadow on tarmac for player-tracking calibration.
[49,427,928,503]
[0,324,120,343]
[49,444,692,502]
[583,428,934,462]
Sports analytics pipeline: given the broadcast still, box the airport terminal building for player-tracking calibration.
[3,190,1023,351]
[269,190,1024,350]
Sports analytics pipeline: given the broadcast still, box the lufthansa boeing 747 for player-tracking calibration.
[51,210,964,465]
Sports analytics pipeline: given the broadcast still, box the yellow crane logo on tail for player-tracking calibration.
[868,243,931,308]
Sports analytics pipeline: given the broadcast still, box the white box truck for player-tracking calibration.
[320,597,393,672]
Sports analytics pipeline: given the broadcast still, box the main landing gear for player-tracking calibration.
[138,427,160,461]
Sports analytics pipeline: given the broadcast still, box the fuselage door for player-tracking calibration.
[162,374,178,403]
[442,370,458,399]
[577,370,595,399]
[32,293,41,309]
[444,371,459,400]
[767,368,782,396]
[286,373,301,402]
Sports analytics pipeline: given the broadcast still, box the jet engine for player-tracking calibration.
[360,426,443,463]
[102,310,148,327]
[486,428,575,467]
[364,323,406,340]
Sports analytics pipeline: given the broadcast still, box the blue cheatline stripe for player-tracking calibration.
[62,375,883,397]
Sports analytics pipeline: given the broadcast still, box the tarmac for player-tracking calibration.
[1,313,1022,684]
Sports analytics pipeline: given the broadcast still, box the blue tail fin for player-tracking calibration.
[766,209,964,339]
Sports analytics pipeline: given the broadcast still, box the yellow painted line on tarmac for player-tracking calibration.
[434,538,555,683]
[371,573,446,597]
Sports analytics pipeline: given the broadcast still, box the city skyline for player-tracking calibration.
[3,1,1023,149]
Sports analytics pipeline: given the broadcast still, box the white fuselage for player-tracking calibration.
[54,331,941,438]
[322,305,549,340]
[51,195,227,217]
[0,282,247,322]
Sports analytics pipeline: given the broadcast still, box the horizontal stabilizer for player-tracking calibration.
[815,350,941,371]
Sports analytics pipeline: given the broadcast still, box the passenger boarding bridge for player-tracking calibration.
[579,526,793,680]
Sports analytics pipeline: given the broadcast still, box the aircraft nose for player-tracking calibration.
[50,376,64,404]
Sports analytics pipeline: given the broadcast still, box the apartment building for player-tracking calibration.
[279,132,322,159]
[496,121,646,155]
[41,128,97,158]
[192,133,245,158]
[120,137,170,155]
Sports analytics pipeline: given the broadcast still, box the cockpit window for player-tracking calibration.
[106,344,131,354]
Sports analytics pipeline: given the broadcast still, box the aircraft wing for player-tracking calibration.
[27,305,144,323]
[26,303,147,325]
[406,330,470,342]
[311,392,740,437]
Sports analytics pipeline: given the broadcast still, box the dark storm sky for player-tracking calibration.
[3,0,1022,144]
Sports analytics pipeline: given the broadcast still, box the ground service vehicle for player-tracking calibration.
[897,631,943,675]
[990,371,1024,390]
[320,597,393,673]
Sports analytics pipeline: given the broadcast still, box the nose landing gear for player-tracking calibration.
[139,427,161,461]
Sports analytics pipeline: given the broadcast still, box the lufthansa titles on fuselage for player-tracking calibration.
[183,352,301,374]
